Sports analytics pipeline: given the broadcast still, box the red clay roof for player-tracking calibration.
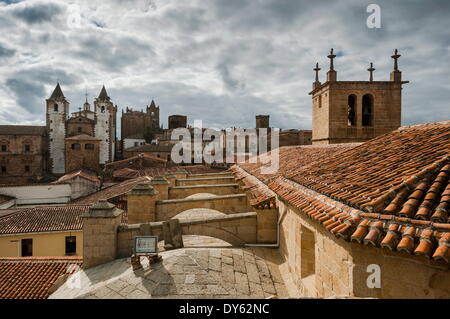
[0,205,90,235]
[0,257,82,299]
[53,170,100,184]
[233,121,450,263]
[72,176,151,205]
[230,144,357,207]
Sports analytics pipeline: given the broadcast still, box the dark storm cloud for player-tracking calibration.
[0,43,15,57]
[0,0,449,128]
[11,0,62,24]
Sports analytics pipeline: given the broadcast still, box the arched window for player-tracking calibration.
[347,95,356,126]
[54,104,58,112]
[85,143,94,150]
[71,143,81,150]
[362,94,374,126]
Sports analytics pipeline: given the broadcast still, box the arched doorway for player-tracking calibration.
[347,95,357,126]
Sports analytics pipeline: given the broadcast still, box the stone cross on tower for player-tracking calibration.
[368,62,375,82]
[390,49,402,82]
[327,48,337,82]
[328,48,336,71]
[313,62,321,89]
[391,49,401,71]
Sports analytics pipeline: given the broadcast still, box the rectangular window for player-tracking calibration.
[65,236,76,255]
[24,145,31,152]
[21,239,33,257]
[1,166,6,173]
[1,145,7,152]
[25,165,30,172]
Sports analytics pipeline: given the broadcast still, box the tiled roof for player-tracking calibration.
[231,144,357,207]
[53,170,100,184]
[0,125,46,136]
[72,176,151,205]
[233,121,450,263]
[0,205,89,235]
[106,154,167,171]
[112,167,180,180]
[0,257,82,299]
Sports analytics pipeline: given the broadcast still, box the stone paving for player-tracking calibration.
[50,246,290,299]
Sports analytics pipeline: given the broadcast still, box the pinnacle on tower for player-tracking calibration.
[390,49,402,82]
[97,85,110,101]
[49,82,65,100]
[327,48,337,82]
[368,62,376,82]
[313,62,321,89]
[150,100,156,108]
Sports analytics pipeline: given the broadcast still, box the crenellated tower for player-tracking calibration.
[46,83,69,174]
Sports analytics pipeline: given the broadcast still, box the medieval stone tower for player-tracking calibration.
[256,115,270,129]
[310,49,408,144]
[94,86,117,165]
[46,83,69,174]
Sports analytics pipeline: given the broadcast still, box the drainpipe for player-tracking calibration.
[244,200,288,248]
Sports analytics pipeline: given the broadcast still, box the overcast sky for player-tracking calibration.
[0,0,449,136]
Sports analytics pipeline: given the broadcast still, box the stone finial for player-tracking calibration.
[313,62,321,89]
[84,199,123,218]
[327,48,336,71]
[129,183,159,195]
[391,49,401,71]
[368,62,376,82]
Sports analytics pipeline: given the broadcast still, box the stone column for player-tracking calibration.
[127,182,159,224]
[150,175,169,200]
[83,200,123,269]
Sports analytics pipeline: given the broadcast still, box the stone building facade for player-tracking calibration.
[64,135,101,173]
[46,83,117,174]
[121,100,160,140]
[168,115,187,129]
[0,126,48,184]
[310,49,408,144]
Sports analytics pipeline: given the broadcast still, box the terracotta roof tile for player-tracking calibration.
[0,257,82,299]
[232,121,450,263]
[0,205,90,235]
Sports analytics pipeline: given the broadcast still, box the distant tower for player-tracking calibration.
[94,86,117,164]
[46,83,69,174]
[147,100,160,129]
[310,49,409,144]
[256,115,270,129]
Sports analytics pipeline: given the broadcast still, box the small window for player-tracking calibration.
[24,144,31,152]
[85,143,94,150]
[65,236,76,255]
[134,142,139,147]
[78,127,82,133]
[21,239,33,257]
[25,165,30,172]
[157,154,160,158]
[101,106,105,113]
[1,145,7,152]
[71,143,81,150]
[1,166,6,173]
[54,104,58,112]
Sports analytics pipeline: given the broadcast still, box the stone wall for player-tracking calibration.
[0,133,47,184]
[168,184,240,199]
[117,212,258,257]
[256,208,278,243]
[47,99,68,174]
[65,139,100,173]
[156,194,251,221]
[176,176,236,186]
[277,199,450,298]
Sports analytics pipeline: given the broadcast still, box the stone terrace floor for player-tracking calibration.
[50,236,296,299]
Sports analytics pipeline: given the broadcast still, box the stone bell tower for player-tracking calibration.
[46,83,69,174]
[310,49,409,144]
[94,85,117,164]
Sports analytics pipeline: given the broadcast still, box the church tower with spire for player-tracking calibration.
[94,85,117,164]
[310,49,409,144]
[46,83,69,174]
